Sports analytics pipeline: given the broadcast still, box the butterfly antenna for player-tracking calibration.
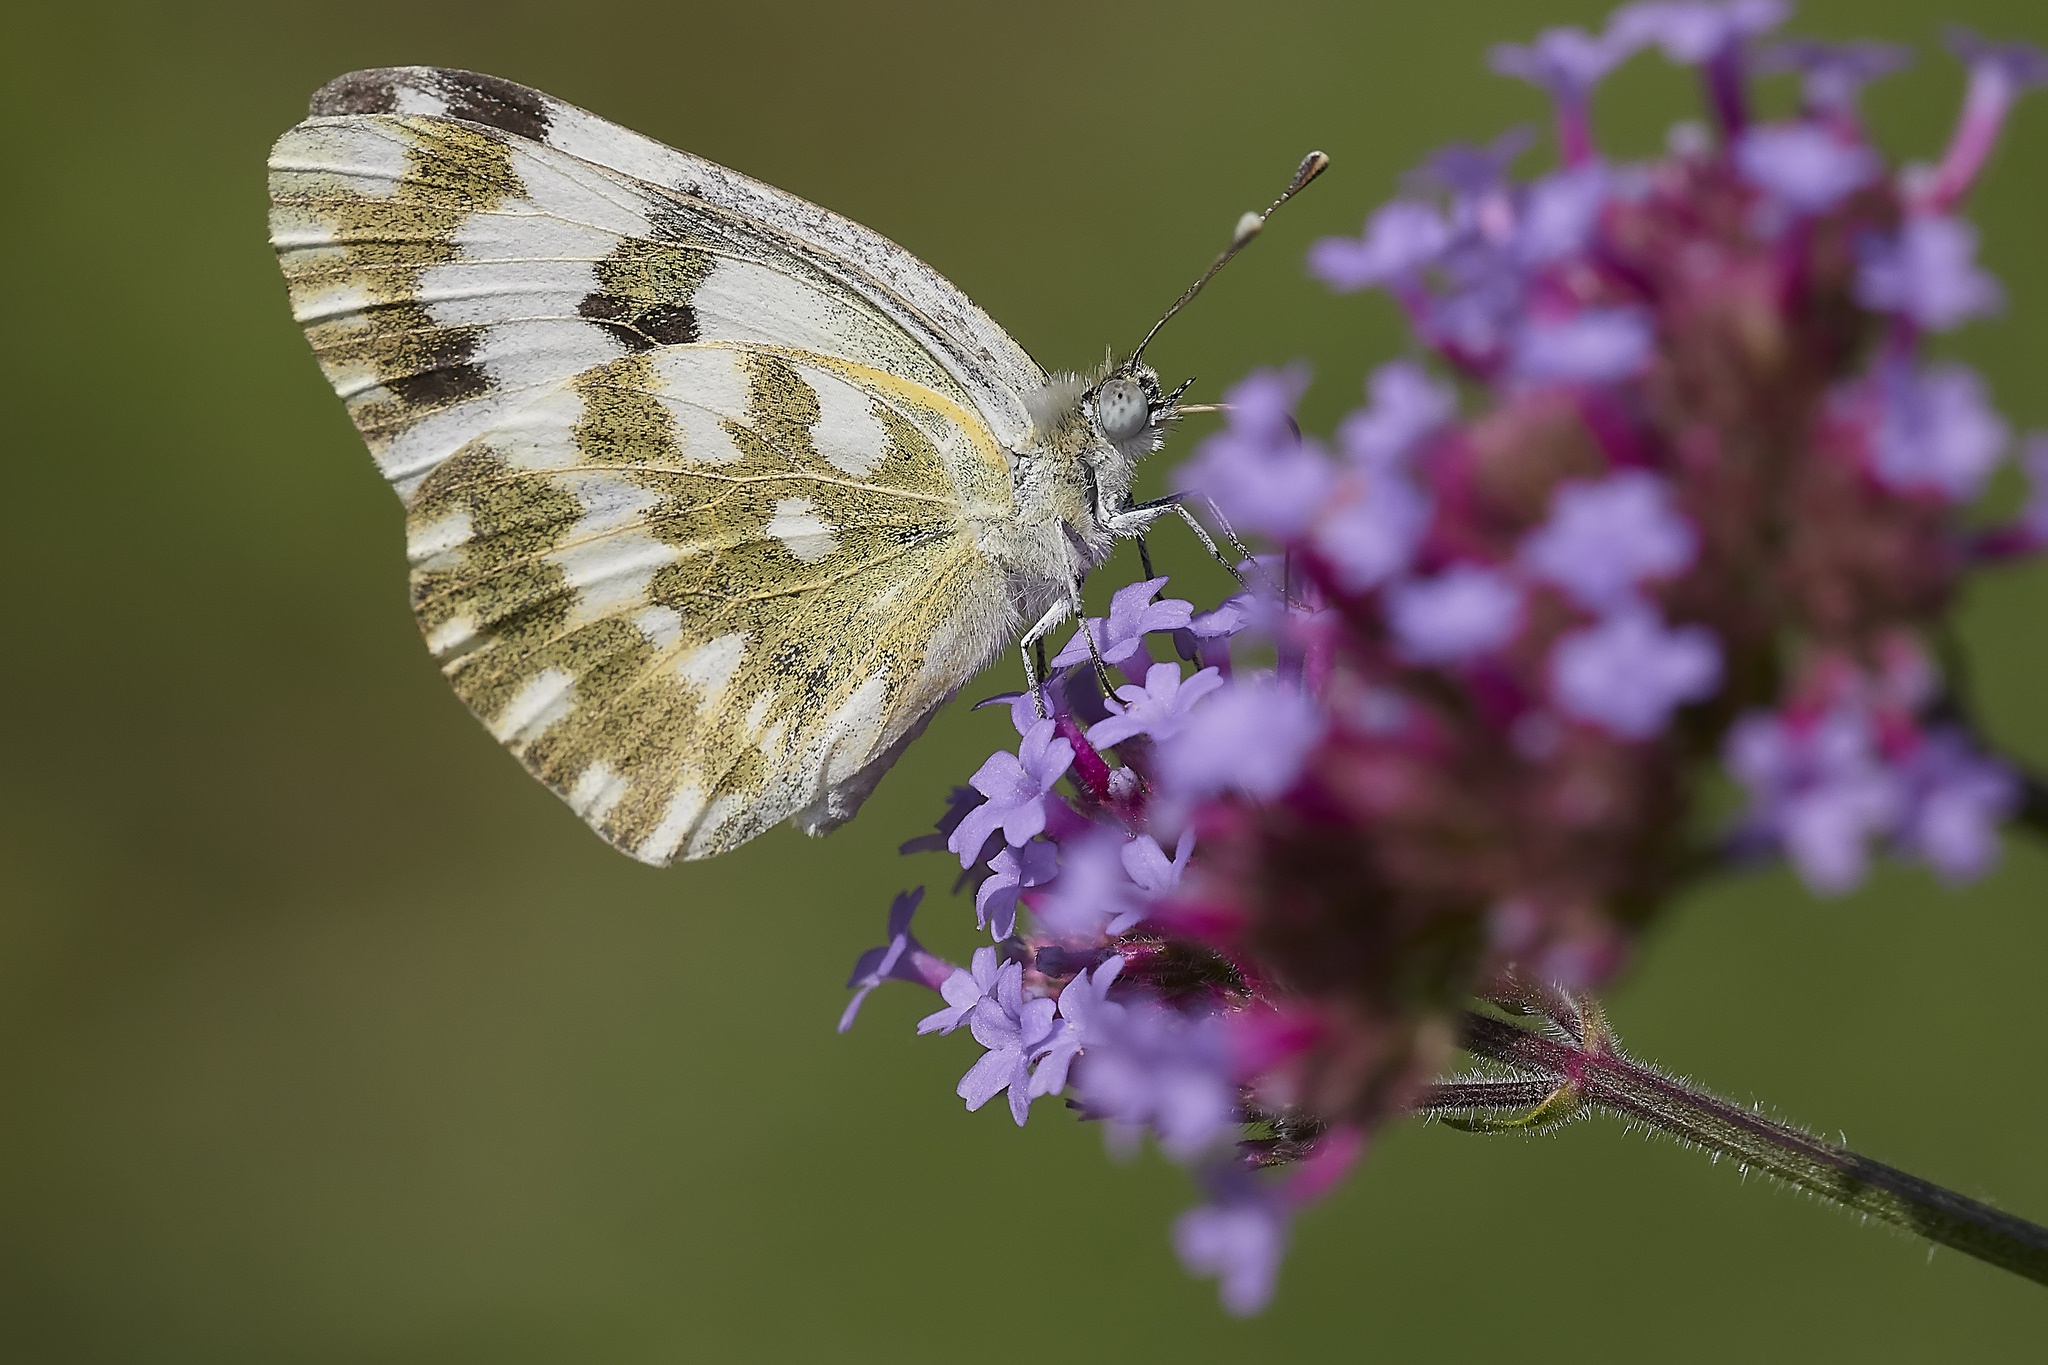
[1126,150,1331,370]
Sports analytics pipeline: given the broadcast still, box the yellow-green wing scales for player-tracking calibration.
[404,344,1018,862]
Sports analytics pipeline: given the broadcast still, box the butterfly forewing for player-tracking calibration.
[269,69,1036,861]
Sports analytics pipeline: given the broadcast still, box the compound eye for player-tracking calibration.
[1094,377,1151,443]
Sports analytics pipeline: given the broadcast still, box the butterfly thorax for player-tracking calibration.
[998,364,1177,592]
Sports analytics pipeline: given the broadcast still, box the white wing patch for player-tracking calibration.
[765,497,838,563]
[805,364,890,477]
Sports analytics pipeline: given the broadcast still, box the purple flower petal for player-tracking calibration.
[1050,577,1195,670]
[1153,676,1323,803]
[1308,201,1451,291]
[1386,566,1525,665]
[1175,1176,1293,1317]
[1087,663,1225,750]
[1757,38,1912,114]
[1516,165,1611,265]
[1870,362,2010,501]
[1857,216,2003,331]
[1491,26,1632,102]
[1611,0,1788,66]
[1174,370,1333,541]
[1521,470,1698,610]
[839,888,951,1033]
[975,840,1059,940]
[1337,362,1456,470]
[1551,607,1721,738]
[1510,308,1654,385]
[1736,123,1880,215]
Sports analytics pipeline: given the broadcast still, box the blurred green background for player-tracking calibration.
[4,0,2046,1358]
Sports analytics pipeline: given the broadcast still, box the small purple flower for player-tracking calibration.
[1153,676,1324,803]
[1521,470,1699,609]
[1312,475,1432,593]
[1550,607,1722,738]
[1491,26,1631,103]
[1515,165,1611,265]
[1308,201,1452,292]
[1386,565,1525,665]
[1930,30,2048,210]
[1051,577,1195,670]
[1725,709,1903,894]
[976,840,1059,940]
[1030,956,1126,1099]
[1074,1001,1239,1160]
[1088,662,1225,750]
[1035,831,1144,943]
[947,720,1075,865]
[1896,729,2017,883]
[1409,129,1536,206]
[1856,216,2003,332]
[958,960,1060,1126]
[1492,28,1634,165]
[840,888,949,1033]
[918,945,1004,1037]
[1511,308,1655,385]
[1757,38,1912,116]
[1736,123,1880,215]
[1338,362,1457,470]
[1175,1172,1293,1317]
[1122,827,1196,906]
[1612,0,1788,66]
[1175,369,1334,541]
[1870,362,2010,501]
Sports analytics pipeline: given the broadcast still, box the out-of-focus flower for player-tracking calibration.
[1175,370,1332,539]
[1510,309,1654,385]
[1870,363,2009,501]
[1521,471,1698,610]
[1550,608,1722,738]
[1307,202,1452,292]
[1174,1173,1294,1316]
[1613,0,1788,66]
[1758,38,1912,115]
[1736,123,1878,213]
[1386,566,1525,664]
[1857,217,2003,332]
[1153,676,1324,803]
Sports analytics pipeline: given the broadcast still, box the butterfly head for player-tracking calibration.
[1087,363,1188,460]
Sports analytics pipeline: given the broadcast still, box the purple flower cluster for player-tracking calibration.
[842,2,2046,1315]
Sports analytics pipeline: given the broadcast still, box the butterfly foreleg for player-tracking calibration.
[1105,493,1251,588]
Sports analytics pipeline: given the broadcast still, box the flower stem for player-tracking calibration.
[1419,1003,2048,1287]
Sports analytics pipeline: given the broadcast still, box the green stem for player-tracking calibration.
[1425,1005,2048,1288]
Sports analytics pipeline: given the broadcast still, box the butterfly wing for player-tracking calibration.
[269,70,1037,861]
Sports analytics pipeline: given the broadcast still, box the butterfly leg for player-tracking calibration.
[1106,493,1253,586]
[1019,599,1072,718]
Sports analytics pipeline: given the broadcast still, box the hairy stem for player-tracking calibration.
[1425,1005,2048,1287]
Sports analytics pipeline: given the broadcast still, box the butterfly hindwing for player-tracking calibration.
[269,71,1039,860]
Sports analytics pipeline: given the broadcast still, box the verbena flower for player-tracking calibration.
[841,2,2046,1315]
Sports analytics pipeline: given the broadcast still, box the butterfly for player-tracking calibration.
[269,67,1322,864]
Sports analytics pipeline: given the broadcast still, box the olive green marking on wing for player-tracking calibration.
[396,340,1020,862]
[577,239,715,350]
[566,352,674,466]
[272,118,523,442]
